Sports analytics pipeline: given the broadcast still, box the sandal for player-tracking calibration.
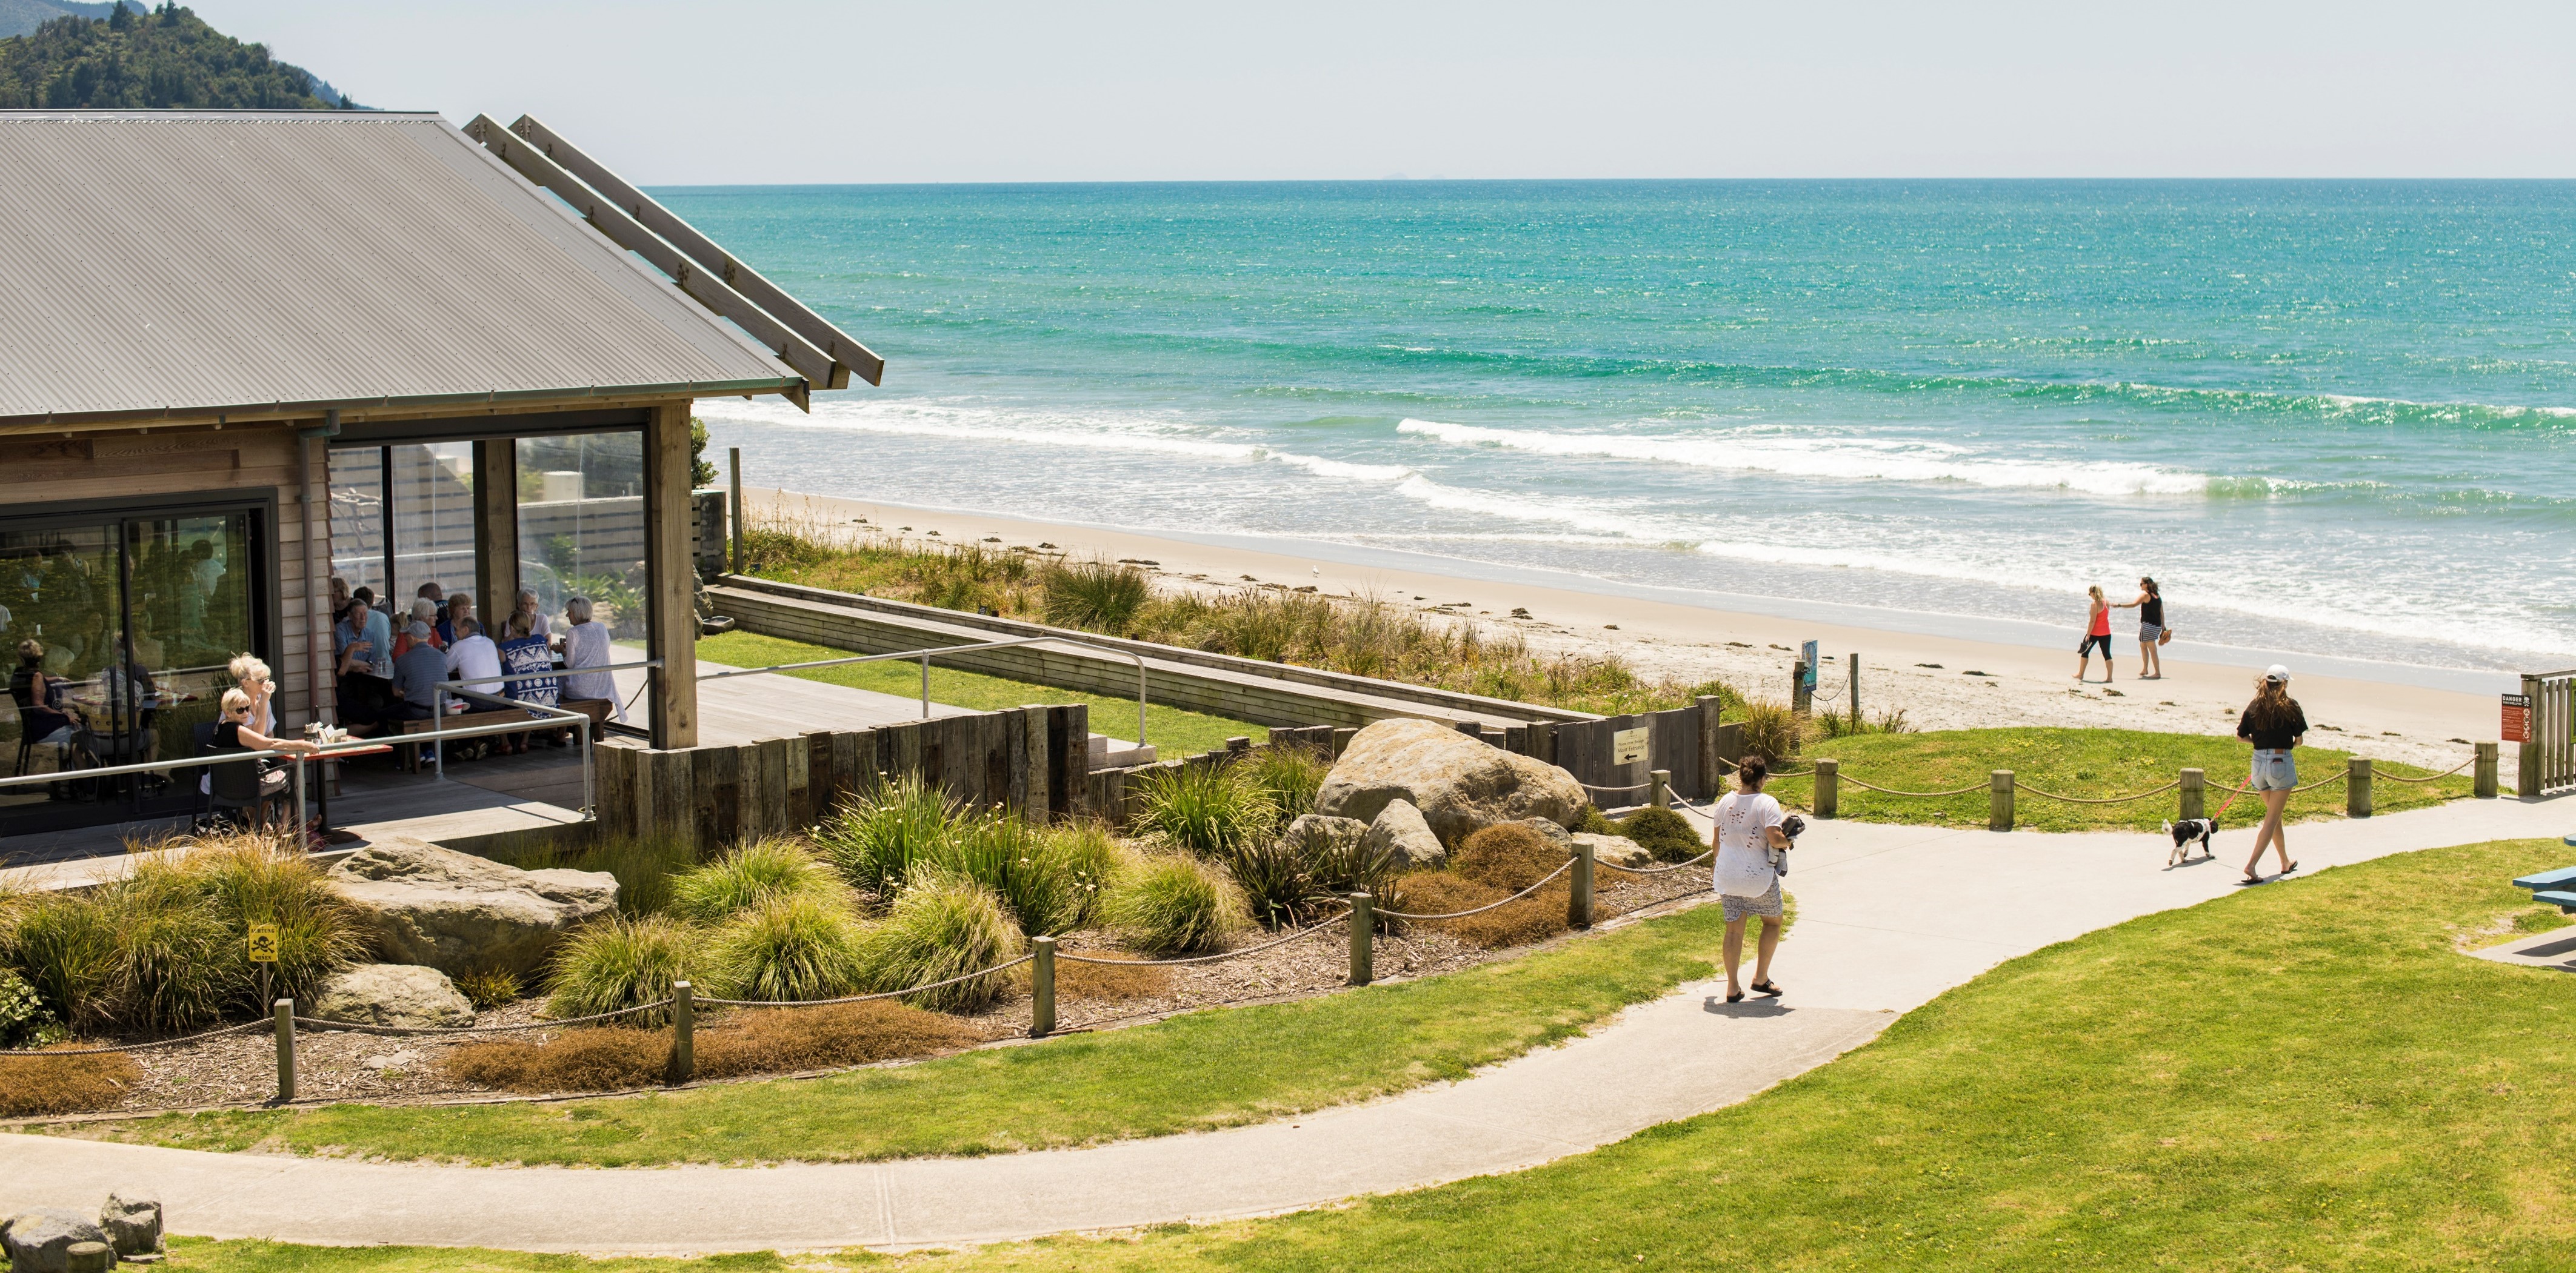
[1726,989,1746,1003]
[2283,861,2299,874]
[2238,874,2265,886]
[1752,980,1783,998]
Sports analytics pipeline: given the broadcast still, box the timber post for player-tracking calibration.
[1990,769,2014,832]
[1347,893,1373,986]
[728,446,745,574]
[2476,742,2498,799]
[1030,937,1056,1039]
[2179,768,2204,821]
[1569,842,1595,929]
[643,401,699,748]
[273,998,296,1104]
[2347,757,2372,818]
[671,980,695,1083]
[1814,758,1839,819]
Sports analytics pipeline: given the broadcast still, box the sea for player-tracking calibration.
[669,181,2576,688]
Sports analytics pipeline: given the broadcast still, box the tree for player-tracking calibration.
[0,4,350,110]
[690,417,719,488]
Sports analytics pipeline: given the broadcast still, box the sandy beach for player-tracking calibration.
[743,488,2501,771]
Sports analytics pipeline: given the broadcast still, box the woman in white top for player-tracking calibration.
[227,653,275,734]
[556,596,619,718]
[1711,755,1792,1003]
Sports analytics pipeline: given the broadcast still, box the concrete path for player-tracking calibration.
[3,797,2567,1255]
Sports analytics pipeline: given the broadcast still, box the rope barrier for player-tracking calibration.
[2369,756,2477,784]
[290,1000,677,1037]
[698,955,1036,1007]
[1378,858,1576,920]
[2013,778,2181,805]
[1057,909,1352,966]
[1580,780,1655,795]
[1,1019,272,1057]
[1840,775,1990,798]
[1598,847,1716,876]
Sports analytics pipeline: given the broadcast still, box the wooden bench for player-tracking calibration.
[393,707,546,771]
[2509,841,2576,912]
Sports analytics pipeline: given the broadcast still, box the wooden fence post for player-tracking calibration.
[1792,661,1812,716]
[1569,843,1594,929]
[672,980,695,1083]
[1696,695,1726,796]
[2521,674,2544,799]
[1347,893,1373,986]
[1030,936,1056,1038]
[1849,652,1860,723]
[273,998,295,1103]
[2476,742,2498,799]
[1990,770,2014,832]
[2347,757,2372,818]
[2179,768,2204,821]
[1814,759,1838,819]
[1650,769,1671,808]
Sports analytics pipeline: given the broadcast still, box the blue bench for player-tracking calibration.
[2510,839,2576,912]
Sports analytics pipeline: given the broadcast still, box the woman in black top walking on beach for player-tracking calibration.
[2235,665,2307,884]
[2112,577,2166,680]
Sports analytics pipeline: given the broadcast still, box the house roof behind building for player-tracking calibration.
[0,110,818,428]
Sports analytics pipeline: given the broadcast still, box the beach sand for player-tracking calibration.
[742,488,2498,771]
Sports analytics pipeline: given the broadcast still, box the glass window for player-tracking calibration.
[516,433,645,638]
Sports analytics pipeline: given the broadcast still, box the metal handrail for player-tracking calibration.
[428,684,596,817]
[698,635,1152,747]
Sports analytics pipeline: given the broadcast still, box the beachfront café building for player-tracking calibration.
[0,108,878,843]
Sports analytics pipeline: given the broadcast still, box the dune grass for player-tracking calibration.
[72,899,1730,1166]
[145,838,2576,1271]
[696,630,1259,756]
[1764,726,2476,833]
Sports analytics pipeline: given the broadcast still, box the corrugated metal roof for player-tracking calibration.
[0,111,806,427]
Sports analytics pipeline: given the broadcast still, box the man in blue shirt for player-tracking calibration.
[389,621,449,722]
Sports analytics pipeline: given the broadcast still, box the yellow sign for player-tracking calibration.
[247,923,279,963]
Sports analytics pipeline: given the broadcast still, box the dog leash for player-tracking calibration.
[2209,777,2251,820]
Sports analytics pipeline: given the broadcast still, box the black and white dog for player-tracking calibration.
[2162,818,2217,866]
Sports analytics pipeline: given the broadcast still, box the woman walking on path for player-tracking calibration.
[2235,665,2307,884]
[2074,585,2114,682]
[2113,577,2166,679]
[1712,756,1792,1002]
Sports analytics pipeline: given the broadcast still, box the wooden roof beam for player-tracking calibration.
[508,114,885,389]
[465,114,829,408]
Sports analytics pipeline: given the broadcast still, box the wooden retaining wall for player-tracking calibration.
[706,577,1593,733]
[596,703,1092,851]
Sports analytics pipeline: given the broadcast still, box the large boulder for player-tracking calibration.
[329,839,616,977]
[2,1208,108,1273]
[1315,718,1587,846]
[98,1191,161,1260]
[310,963,476,1029]
[1360,799,1447,869]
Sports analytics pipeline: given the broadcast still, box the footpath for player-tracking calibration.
[2,797,2568,1255]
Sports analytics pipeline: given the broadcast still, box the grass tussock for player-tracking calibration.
[1130,762,1275,858]
[1451,823,1567,892]
[496,834,699,918]
[452,967,522,1011]
[813,772,963,900]
[1244,744,1329,826]
[707,894,869,1005]
[544,914,699,1026]
[442,1028,675,1094]
[0,1047,143,1117]
[853,872,1024,1013]
[738,510,1738,716]
[1100,854,1249,957]
[665,837,846,924]
[938,813,1118,937]
[1732,699,1807,763]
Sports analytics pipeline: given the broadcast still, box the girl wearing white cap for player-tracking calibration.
[2235,665,2307,883]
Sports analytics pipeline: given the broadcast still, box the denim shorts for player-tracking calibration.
[2250,750,2297,791]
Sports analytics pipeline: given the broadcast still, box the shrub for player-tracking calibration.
[854,872,1024,1013]
[1615,806,1703,863]
[709,894,869,1005]
[1244,745,1329,826]
[181,834,366,1012]
[1389,874,1569,949]
[936,812,1113,938]
[102,861,236,1033]
[667,837,846,923]
[1570,805,1617,836]
[1101,854,1248,957]
[444,1028,671,1094]
[6,893,119,1031]
[0,1049,142,1117]
[1043,557,1152,635]
[1056,956,1172,1002]
[1303,823,1409,909]
[0,967,59,1048]
[1452,823,1566,892]
[1218,834,1313,929]
[546,914,699,1025]
[1733,700,1806,763]
[507,834,699,917]
[453,966,523,1010]
[815,772,963,899]
[442,1002,983,1094]
[1130,762,1275,858]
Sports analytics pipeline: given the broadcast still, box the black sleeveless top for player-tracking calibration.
[2141,595,2164,627]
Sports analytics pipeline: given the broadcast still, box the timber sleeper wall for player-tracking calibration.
[597,703,1091,851]
[707,577,1597,733]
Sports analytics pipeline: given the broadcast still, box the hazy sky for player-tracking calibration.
[196,1,2576,184]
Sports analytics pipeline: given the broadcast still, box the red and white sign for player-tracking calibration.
[2503,693,2532,744]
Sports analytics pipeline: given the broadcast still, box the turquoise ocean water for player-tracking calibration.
[670,181,2576,680]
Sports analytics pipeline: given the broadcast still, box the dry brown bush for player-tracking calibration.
[1389,872,1572,950]
[439,1002,981,1094]
[0,1049,144,1117]
[1452,823,1564,891]
[1055,957,1172,1002]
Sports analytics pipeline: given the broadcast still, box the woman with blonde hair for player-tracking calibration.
[227,653,275,735]
[2235,665,2307,883]
[2074,585,2114,683]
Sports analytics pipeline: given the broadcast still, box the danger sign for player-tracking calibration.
[2504,694,2532,745]
[247,923,279,963]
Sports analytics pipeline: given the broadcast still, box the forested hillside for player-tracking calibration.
[0,2,356,108]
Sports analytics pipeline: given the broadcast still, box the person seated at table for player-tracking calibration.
[228,653,276,735]
[332,599,393,738]
[393,599,444,659]
[336,596,392,679]
[498,610,562,750]
[558,595,620,721]
[511,589,552,642]
[388,621,447,723]
[207,685,318,815]
[439,590,476,648]
[10,638,75,757]
[445,616,502,698]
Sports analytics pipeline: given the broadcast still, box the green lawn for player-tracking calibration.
[1767,727,2477,833]
[695,631,1263,756]
[76,900,1732,1166]
[150,839,2576,1270]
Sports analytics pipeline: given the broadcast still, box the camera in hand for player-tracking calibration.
[1769,814,1806,876]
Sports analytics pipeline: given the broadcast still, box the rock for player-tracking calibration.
[1281,813,1368,860]
[2,1208,109,1273]
[98,1191,161,1260]
[1315,717,1587,846]
[1360,799,1447,869]
[361,1048,426,1071]
[1573,831,1653,869]
[310,964,475,1029]
[1514,817,1573,851]
[330,838,616,977]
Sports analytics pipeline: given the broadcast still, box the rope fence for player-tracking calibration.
[1056,912,1350,967]
[1377,859,1575,921]
[2012,778,2182,805]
